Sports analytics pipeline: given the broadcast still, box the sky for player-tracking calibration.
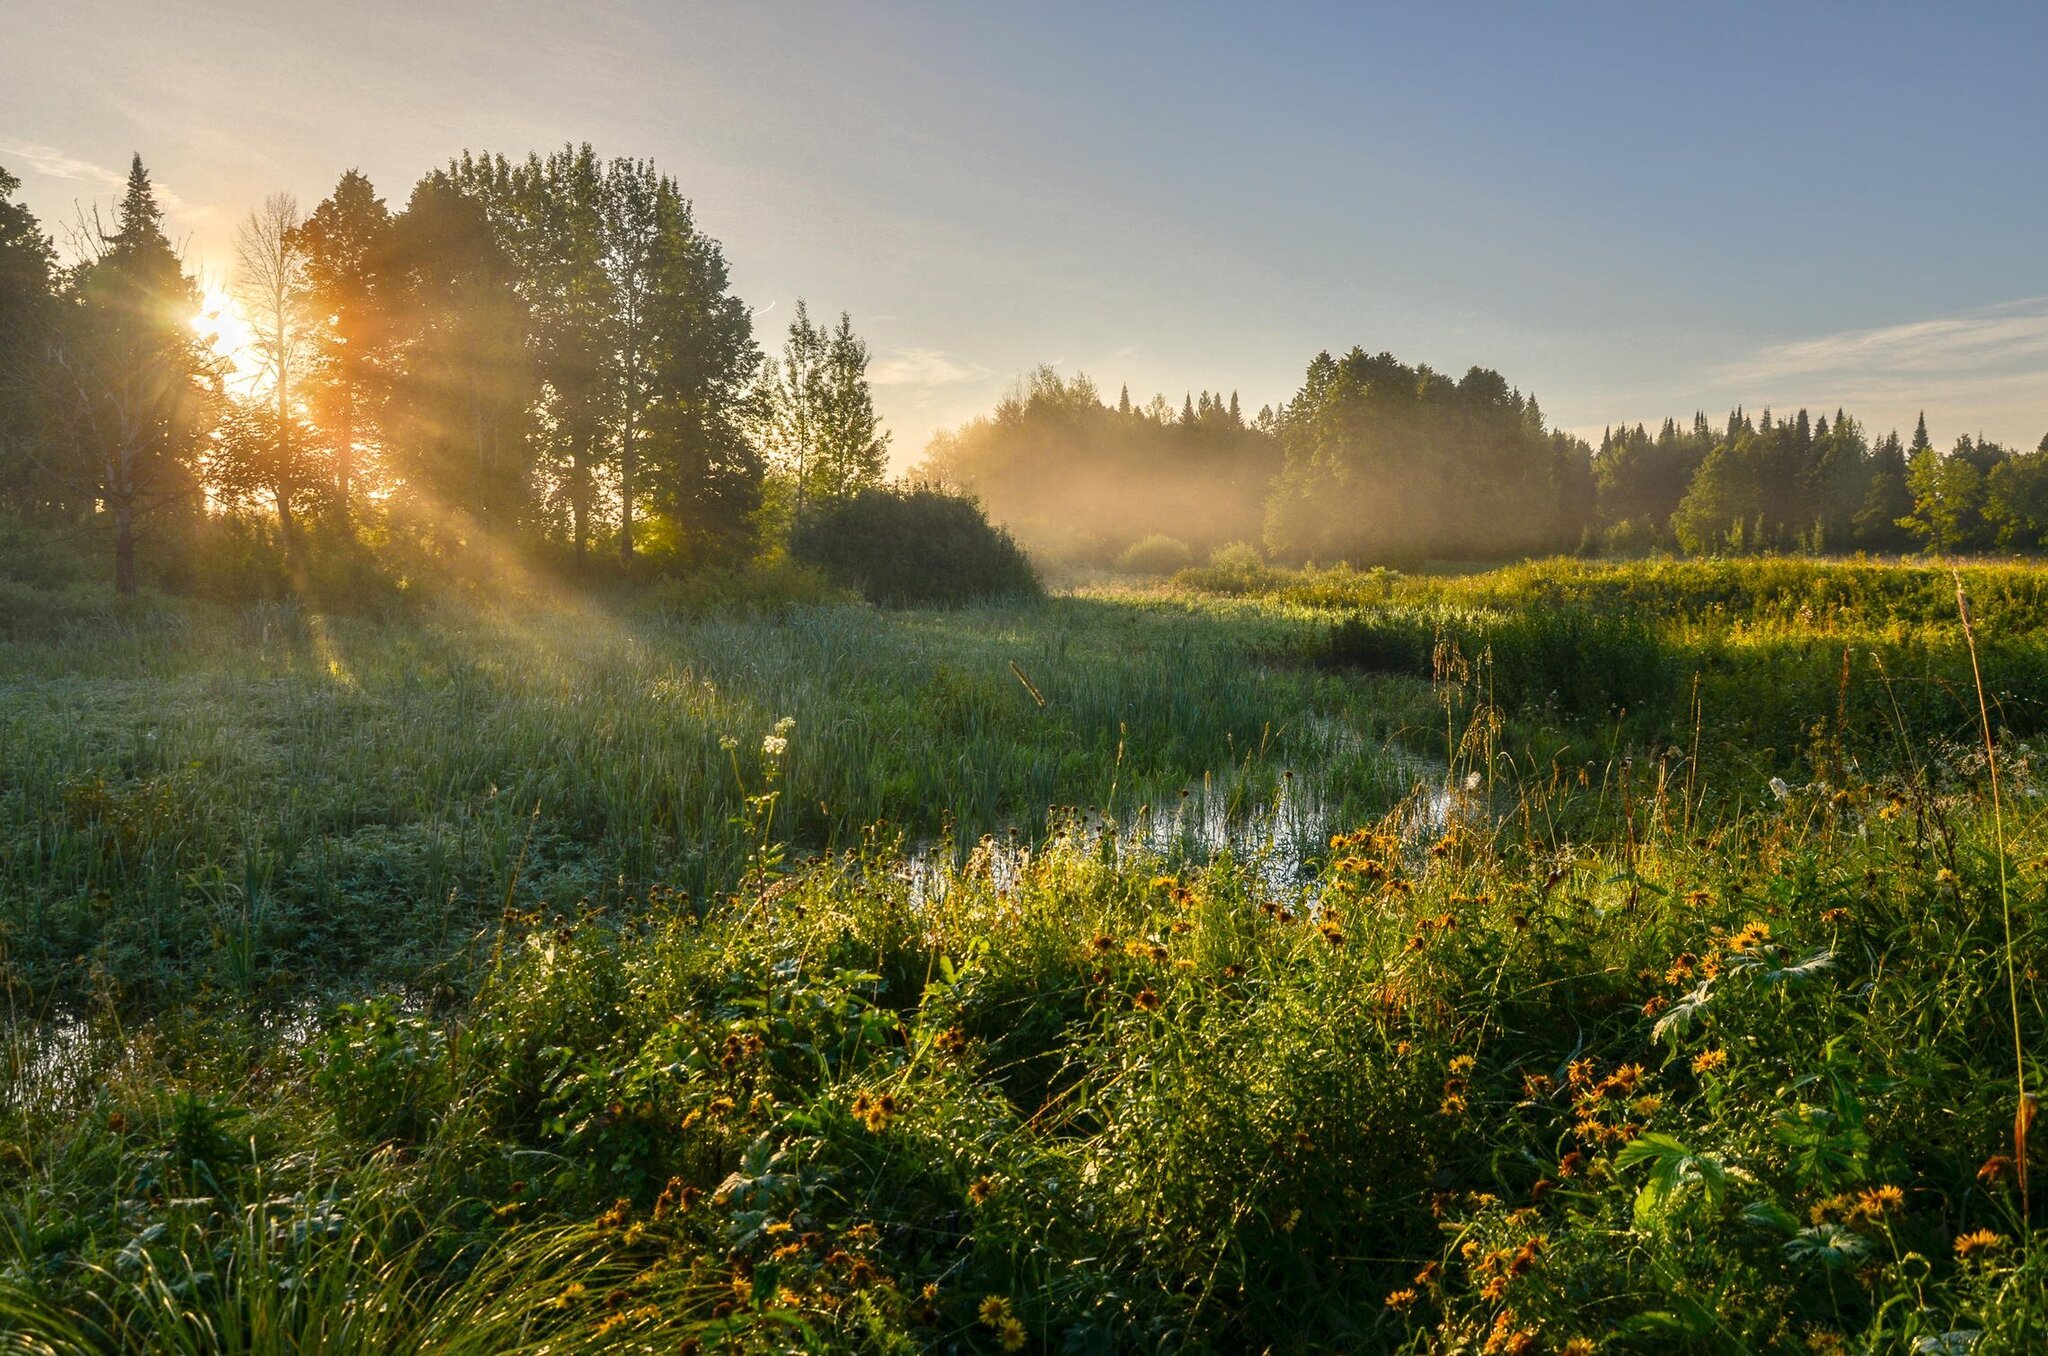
[4,0,2045,463]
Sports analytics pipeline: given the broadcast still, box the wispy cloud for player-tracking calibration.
[870,347,992,387]
[0,140,212,219]
[1720,297,2048,386]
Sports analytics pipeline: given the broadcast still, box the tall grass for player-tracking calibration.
[4,557,2046,1350]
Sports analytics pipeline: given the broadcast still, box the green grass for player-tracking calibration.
[3,557,2046,1351]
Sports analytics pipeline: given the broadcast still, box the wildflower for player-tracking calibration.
[935,1026,968,1054]
[851,1090,898,1132]
[763,1220,793,1236]
[1507,1236,1544,1275]
[1566,1058,1597,1089]
[1558,1150,1584,1178]
[1684,888,1712,908]
[1691,1048,1728,1075]
[1530,1177,1555,1203]
[1089,933,1116,954]
[1632,1094,1664,1116]
[1414,1261,1440,1286]
[1318,920,1346,946]
[1665,952,1698,984]
[1859,1184,1905,1216]
[1385,1287,1420,1310]
[1521,1072,1554,1098]
[1438,1092,1468,1117]
[1563,1340,1598,1356]
[1954,1228,2004,1260]
[1936,867,1959,887]
[1169,919,1192,934]
[1148,943,1170,963]
[652,1177,701,1219]
[594,1198,630,1230]
[1221,963,1245,980]
[977,1296,1012,1328]
[967,1177,995,1206]
[1483,1310,1537,1355]
[1133,988,1161,1012]
[998,1315,1028,1351]
[1978,1155,2015,1185]
[1728,921,1772,953]
[1804,1331,1848,1356]
[1641,994,1669,1017]
[1878,799,1903,821]
[1820,907,1850,925]
[1448,1054,1477,1076]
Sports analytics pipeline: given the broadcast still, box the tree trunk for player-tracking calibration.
[336,389,353,522]
[571,446,590,565]
[276,486,299,558]
[113,498,136,596]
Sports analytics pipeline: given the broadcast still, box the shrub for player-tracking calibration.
[790,484,1041,606]
[1117,534,1194,576]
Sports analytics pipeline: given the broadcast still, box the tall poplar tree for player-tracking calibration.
[298,169,393,520]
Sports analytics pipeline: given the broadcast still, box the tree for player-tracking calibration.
[757,299,831,522]
[0,163,60,515]
[1262,349,1590,563]
[49,156,219,593]
[379,171,533,541]
[1899,437,1984,554]
[812,311,889,501]
[229,192,320,549]
[601,157,757,563]
[297,170,393,521]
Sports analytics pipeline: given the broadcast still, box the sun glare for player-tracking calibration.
[194,281,262,391]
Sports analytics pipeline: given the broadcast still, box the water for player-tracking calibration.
[900,743,1485,908]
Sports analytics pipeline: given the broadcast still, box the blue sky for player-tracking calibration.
[5,0,2044,460]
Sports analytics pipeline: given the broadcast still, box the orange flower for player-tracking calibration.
[1955,1228,2005,1260]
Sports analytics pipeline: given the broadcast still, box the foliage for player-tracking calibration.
[921,367,1280,565]
[791,484,1043,607]
[1116,533,1193,576]
[1263,348,1595,564]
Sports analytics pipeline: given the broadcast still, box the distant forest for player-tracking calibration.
[925,358,2048,569]
[5,146,2047,599]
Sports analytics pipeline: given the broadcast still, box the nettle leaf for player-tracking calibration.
[1784,1223,1869,1268]
[1616,1133,1734,1228]
[1761,949,1835,985]
[1652,980,1715,1043]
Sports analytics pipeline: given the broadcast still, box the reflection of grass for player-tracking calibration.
[7,557,2048,1349]
[0,593,1431,1007]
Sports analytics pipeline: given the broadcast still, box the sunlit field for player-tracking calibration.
[4,557,2045,1352]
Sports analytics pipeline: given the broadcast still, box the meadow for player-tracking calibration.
[2,557,2045,1352]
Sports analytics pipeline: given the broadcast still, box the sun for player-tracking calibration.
[193,280,263,392]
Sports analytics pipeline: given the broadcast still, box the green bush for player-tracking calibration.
[1117,534,1193,576]
[790,484,1041,606]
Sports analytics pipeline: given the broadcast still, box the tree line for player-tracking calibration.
[0,149,891,595]
[922,348,2048,567]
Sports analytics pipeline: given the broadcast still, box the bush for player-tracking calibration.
[1117,534,1193,576]
[791,484,1042,606]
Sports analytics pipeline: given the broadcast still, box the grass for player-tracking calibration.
[2,555,2045,1351]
